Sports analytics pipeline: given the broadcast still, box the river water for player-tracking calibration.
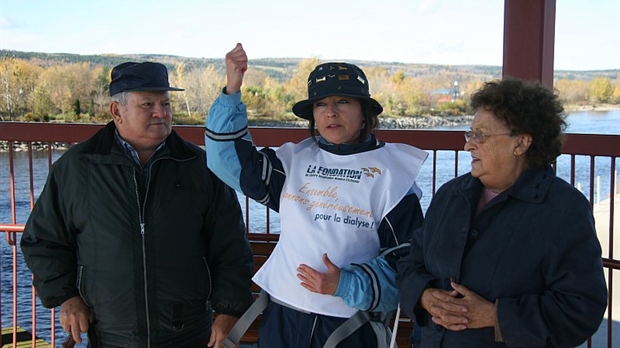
[1,109,619,345]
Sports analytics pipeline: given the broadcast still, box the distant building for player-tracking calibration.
[431,80,460,103]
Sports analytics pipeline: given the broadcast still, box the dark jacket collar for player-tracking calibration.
[457,166,556,204]
[506,166,555,203]
[317,133,384,155]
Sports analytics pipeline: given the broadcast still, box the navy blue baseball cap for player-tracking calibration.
[109,62,184,96]
[292,62,383,120]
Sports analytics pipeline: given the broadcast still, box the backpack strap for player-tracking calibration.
[322,310,372,348]
[388,305,401,348]
[323,307,401,348]
[222,290,269,348]
[224,291,399,348]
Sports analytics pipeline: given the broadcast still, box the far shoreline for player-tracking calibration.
[250,103,619,129]
[564,103,620,112]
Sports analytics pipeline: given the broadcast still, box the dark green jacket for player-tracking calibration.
[21,122,253,347]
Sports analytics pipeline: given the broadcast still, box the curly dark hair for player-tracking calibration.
[308,99,379,143]
[470,77,567,169]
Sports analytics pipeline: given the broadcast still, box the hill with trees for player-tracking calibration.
[1,49,618,124]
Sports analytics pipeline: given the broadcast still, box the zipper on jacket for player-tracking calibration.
[133,170,152,348]
[136,154,195,347]
[76,266,92,308]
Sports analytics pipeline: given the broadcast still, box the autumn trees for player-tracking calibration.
[0,56,617,123]
[0,58,111,122]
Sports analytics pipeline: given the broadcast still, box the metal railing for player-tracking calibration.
[1,122,619,347]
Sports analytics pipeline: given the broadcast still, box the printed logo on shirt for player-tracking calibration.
[305,164,382,183]
[282,182,376,228]
[361,167,382,178]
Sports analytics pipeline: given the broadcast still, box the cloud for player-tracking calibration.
[418,0,440,12]
[0,16,14,29]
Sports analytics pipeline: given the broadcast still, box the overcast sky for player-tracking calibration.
[1,0,618,70]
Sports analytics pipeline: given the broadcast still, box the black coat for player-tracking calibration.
[397,167,607,347]
[21,122,253,347]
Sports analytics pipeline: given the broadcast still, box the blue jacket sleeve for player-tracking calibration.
[204,89,251,193]
[334,191,425,312]
[205,89,285,211]
[335,256,399,312]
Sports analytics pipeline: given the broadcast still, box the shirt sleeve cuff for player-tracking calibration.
[334,269,354,298]
[219,87,242,106]
[494,299,504,342]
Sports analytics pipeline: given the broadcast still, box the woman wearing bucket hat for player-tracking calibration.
[205,43,428,348]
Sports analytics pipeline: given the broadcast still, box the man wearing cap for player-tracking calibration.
[21,62,254,347]
[205,44,427,348]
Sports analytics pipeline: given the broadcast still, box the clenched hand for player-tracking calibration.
[60,296,94,345]
[208,313,239,348]
[224,43,248,95]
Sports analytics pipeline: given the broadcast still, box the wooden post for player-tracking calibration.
[503,0,556,88]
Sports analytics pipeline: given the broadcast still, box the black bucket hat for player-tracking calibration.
[109,62,184,96]
[292,62,383,120]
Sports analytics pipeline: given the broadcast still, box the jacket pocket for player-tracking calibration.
[76,265,93,308]
[202,257,212,301]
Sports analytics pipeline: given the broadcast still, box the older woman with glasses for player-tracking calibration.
[397,78,607,347]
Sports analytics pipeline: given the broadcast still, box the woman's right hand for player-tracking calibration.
[224,43,248,95]
[297,253,341,295]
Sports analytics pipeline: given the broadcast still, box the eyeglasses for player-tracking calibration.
[464,130,512,143]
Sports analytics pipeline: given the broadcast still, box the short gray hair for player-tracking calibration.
[110,91,129,106]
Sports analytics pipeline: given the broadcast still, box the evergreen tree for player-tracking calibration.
[73,99,81,116]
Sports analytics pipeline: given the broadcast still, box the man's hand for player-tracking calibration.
[224,43,248,95]
[297,253,341,295]
[59,296,94,345]
[208,313,239,347]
